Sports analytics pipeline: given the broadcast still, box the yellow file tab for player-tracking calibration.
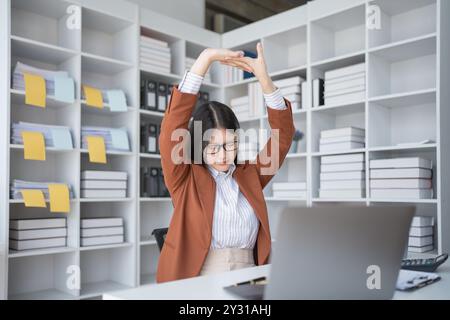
[48,184,70,213]
[24,72,46,108]
[83,85,103,108]
[20,189,47,208]
[22,131,46,161]
[87,136,107,163]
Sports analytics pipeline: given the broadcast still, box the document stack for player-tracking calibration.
[319,153,365,199]
[237,142,259,162]
[81,86,127,106]
[81,170,127,198]
[140,35,171,74]
[10,179,74,200]
[186,57,211,83]
[272,182,306,199]
[11,121,74,149]
[80,217,124,247]
[273,76,304,110]
[319,127,365,152]
[408,216,435,253]
[81,126,130,151]
[230,95,250,120]
[9,218,67,251]
[369,157,434,199]
[324,63,366,106]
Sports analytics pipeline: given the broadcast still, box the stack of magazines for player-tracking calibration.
[81,126,130,151]
[11,121,73,149]
[10,179,74,200]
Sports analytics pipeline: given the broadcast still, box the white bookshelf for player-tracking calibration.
[0,0,449,300]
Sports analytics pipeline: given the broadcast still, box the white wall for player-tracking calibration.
[127,0,205,28]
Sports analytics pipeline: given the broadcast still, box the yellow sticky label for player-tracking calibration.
[24,72,46,108]
[48,184,70,213]
[20,189,47,208]
[83,85,103,108]
[22,131,46,161]
[86,136,107,163]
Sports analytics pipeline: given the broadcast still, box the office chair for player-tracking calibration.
[151,227,168,252]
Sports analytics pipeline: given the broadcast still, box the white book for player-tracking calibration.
[272,182,307,190]
[369,168,432,179]
[301,81,311,109]
[319,189,365,198]
[232,105,248,113]
[321,162,365,173]
[284,93,301,103]
[325,63,366,81]
[325,76,365,92]
[9,228,67,240]
[409,236,433,247]
[370,179,432,189]
[273,76,305,88]
[408,245,434,253]
[319,141,365,152]
[81,226,124,238]
[321,153,364,164]
[230,96,249,106]
[320,171,365,181]
[273,191,307,198]
[410,226,433,237]
[412,216,435,227]
[370,189,433,199]
[9,237,66,251]
[320,127,365,139]
[81,170,127,181]
[326,72,365,85]
[140,64,171,74]
[81,189,126,198]
[81,235,124,247]
[369,157,433,169]
[10,218,66,230]
[320,135,365,144]
[81,180,127,189]
[324,85,366,98]
[325,91,366,106]
[320,180,365,189]
[280,85,301,95]
[81,218,123,229]
[140,36,169,48]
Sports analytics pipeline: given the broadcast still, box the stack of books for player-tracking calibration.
[11,121,74,149]
[186,57,211,83]
[369,157,434,199]
[81,126,130,151]
[237,142,259,162]
[319,153,365,199]
[230,95,249,120]
[140,35,171,74]
[408,216,434,253]
[248,82,265,117]
[10,179,74,200]
[272,182,306,199]
[9,218,67,251]
[324,63,366,106]
[273,76,304,110]
[80,218,124,247]
[319,127,365,152]
[81,170,128,199]
[222,64,244,84]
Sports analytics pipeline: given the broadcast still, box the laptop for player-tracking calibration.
[224,205,415,299]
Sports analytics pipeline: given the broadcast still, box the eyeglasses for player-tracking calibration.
[205,140,238,155]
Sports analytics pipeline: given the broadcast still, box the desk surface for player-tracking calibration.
[104,261,450,300]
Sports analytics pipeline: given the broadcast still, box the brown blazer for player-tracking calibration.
[155,86,295,283]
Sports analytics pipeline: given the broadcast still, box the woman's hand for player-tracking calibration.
[220,42,276,94]
[190,48,244,78]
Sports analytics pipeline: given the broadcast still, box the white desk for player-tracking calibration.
[104,261,450,300]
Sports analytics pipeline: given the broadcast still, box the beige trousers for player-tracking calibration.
[199,248,256,276]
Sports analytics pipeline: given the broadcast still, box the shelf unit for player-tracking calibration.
[0,0,449,300]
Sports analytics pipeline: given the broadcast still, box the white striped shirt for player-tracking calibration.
[178,70,287,249]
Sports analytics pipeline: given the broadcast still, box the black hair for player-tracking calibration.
[188,101,240,165]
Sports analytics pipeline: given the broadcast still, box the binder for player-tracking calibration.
[312,78,324,108]
[157,82,167,112]
[157,124,161,154]
[143,79,157,110]
[140,167,146,197]
[167,84,175,105]
[140,124,146,153]
[159,168,169,197]
[146,167,160,197]
[146,123,158,153]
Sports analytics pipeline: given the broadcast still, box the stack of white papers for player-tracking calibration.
[408,216,434,253]
[274,76,304,110]
[369,157,434,200]
[140,35,171,74]
[81,170,127,198]
[319,127,365,152]
[11,121,74,149]
[324,63,366,106]
[9,218,67,251]
[80,217,124,247]
[81,126,130,151]
[230,95,250,120]
[272,182,306,199]
[319,153,365,199]
[186,57,211,82]
[10,179,75,200]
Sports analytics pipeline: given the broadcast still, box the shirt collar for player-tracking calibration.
[207,162,236,180]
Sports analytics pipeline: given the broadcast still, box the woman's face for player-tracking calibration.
[203,128,238,172]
